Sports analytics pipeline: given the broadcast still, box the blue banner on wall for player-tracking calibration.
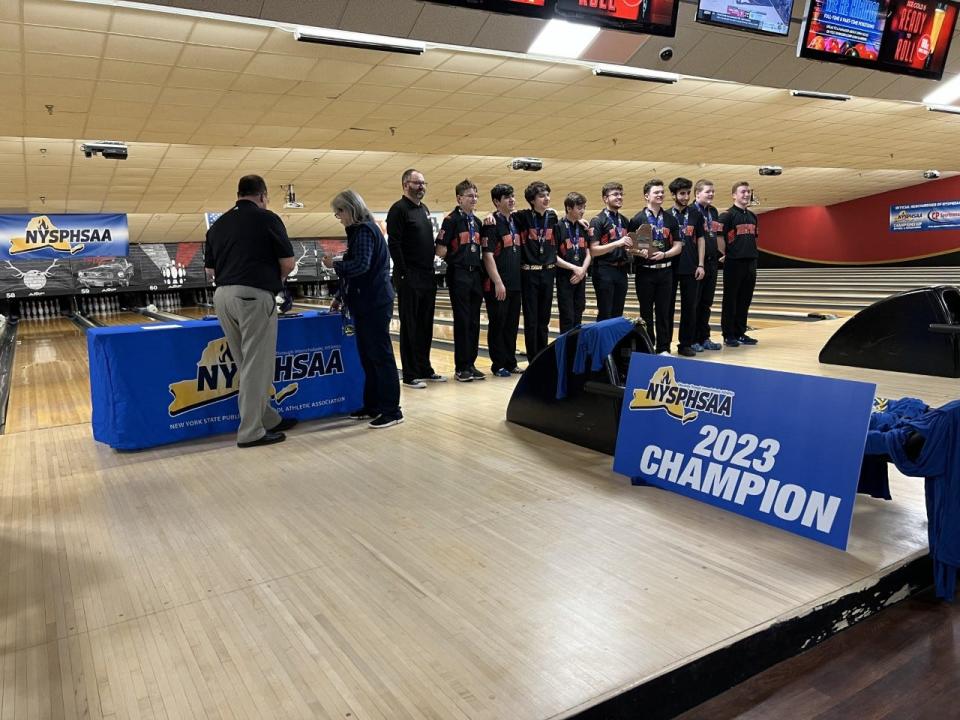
[613,355,876,550]
[0,214,129,260]
[890,201,960,232]
[88,311,362,450]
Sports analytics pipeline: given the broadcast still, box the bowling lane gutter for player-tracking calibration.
[0,319,17,434]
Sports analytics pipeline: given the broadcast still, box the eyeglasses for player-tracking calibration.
[406,180,428,187]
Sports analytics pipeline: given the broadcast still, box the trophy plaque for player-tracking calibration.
[628,224,653,255]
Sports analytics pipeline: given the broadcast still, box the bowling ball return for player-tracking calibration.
[506,319,653,455]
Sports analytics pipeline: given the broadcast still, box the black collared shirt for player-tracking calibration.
[204,199,293,293]
[386,195,436,288]
[719,205,759,260]
[589,209,630,266]
[670,204,705,276]
[436,207,483,269]
[556,218,593,269]
[629,207,681,270]
[481,212,522,293]
[694,202,722,260]
[514,209,559,266]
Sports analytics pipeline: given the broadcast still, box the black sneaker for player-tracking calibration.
[368,414,404,429]
[455,369,474,382]
[738,334,759,345]
[678,346,696,357]
[470,366,486,380]
[349,408,375,420]
[508,366,524,374]
[402,378,427,389]
[723,337,740,347]
[237,431,285,448]
[422,373,447,383]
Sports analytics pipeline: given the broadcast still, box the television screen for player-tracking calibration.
[696,0,794,36]
[799,0,958,80]
[422,0,680,35]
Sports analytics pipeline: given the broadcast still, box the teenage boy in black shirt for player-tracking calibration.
[692,179,724,351]
[719,180,760,347]
[668,177,706,357]
[555,192,594,333]
[386,168,445,389]
[482,184,523,377]
[630,178,682,355]
[589,182,634,321]
[436,179,485,382]
[514,181,558,361]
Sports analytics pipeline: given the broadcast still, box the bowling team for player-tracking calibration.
[204,171,760,445]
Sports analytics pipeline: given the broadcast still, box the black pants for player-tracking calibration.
[556,270,586,334]
[695,259,719,344]
[635,268,674,353]
[676,273,701,350]
[485,290,521,371]
[521,269,555,360]
[355,300,401,419]
[448,268,483,371]
[721,258,757,340]
[397,280,436,382]
[592,264,628,321]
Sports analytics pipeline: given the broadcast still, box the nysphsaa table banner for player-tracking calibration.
[0,213,129,260]
[613,355,876,550]
[88,311,362,450]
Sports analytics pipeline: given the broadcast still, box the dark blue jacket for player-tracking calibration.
[335,221,394,313]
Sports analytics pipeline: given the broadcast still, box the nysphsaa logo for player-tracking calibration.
[629,366,734,424]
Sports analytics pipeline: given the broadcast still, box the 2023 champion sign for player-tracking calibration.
[613,355,876,550]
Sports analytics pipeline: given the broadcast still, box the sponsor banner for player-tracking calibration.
[0,214,129,260]
[0,256,76,297]
[613,355,875,550]
[890,200,960,232]
[89,311,362,450]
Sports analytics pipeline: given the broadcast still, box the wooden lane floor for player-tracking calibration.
[0,318,951,719]
[4,313,155,434]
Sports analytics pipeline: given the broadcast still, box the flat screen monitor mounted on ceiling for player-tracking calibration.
[696,0,794,36]
[798,0,959,80]
[422,0,680,37]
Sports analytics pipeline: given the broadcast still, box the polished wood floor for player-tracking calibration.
[0,316,954,719]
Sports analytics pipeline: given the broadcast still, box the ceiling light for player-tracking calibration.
[924,75,960,106]
[528,19,600,59]
[926,104,960,115]
[593,64,678,84]
[294,28,425,55]
[789,90,851,101]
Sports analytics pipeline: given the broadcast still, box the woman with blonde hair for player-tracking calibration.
[324,189,403,428]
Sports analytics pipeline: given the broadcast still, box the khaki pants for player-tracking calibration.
[214,285,281,444]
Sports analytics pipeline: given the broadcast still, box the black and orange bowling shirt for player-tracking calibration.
[629,208,681,270]
[436,206,483,270]
[719,205,759,261]
[694,201,723,261]
[589,209,631,267]
[481,212,522,293]
[556,218,594,270]
[670,204,706,276]
[513,209,559,267]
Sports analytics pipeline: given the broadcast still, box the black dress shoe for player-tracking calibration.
[269,417,298,432]
[237,431,286,448]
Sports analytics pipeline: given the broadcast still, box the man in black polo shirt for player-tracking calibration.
[482,183,523,377]
[668,177,706,357]
[692,179,724,351]
[204,174,296,448]
[719,180,760,347]
[589,182,634,321]
[556,192,593,333]
[514,181,559,361]
[386,168,445,389]
[630,178,682,355]
[436,179,484,383]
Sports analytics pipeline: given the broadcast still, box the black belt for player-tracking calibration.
[451,265,481,272]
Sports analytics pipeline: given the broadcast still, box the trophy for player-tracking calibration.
[628,224,653,256]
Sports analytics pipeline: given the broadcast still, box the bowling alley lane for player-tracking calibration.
[4,309,157,434]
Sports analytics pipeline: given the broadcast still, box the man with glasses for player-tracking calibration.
[589,182,634,321]
[387,168,445,389]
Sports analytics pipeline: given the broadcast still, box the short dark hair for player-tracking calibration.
[601,182,623,198]
[524,181,551,205]
[564,192,587,210]
[668,177,692,195]
[401,168,421,184]
[237,174,267,197]
[732,180,751,194]
[694,179,714,195]
[491,183,514,203]
[455,178,477,197]
[643,178,664,196]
